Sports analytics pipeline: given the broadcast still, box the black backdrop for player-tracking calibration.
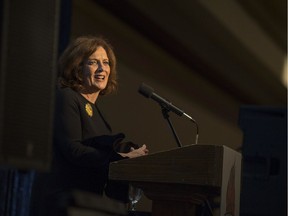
[0,1,71,215]
[0,0,71,171]
[239,106,287,216]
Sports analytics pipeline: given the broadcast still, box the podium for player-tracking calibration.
[109,144,241,216]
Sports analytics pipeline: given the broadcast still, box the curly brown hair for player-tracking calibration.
[58,35,117,95]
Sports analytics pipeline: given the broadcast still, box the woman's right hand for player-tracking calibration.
[118,144,148,158]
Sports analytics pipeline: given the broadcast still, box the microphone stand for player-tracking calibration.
[161,106,182,148]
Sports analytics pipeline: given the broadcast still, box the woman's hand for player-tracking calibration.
[118,144,148,158]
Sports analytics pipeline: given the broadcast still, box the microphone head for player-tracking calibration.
[138,83,154,98]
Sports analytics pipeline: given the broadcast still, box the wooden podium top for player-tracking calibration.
[109,144,231,188]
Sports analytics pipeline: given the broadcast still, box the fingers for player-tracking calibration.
[139,144,149,155]
[140,144,148,151]
[128,144,149,158]
[130,144,147,151]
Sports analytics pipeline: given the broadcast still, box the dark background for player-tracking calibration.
[0,0,286,215]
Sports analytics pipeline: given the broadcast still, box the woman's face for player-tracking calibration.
[82,46,110,93]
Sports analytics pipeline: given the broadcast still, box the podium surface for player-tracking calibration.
[109,144,241,216]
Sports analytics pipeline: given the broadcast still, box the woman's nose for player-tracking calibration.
[97,64,103,72]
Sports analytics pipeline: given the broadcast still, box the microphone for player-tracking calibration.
[138,83,199,145]
[138,83,196,123]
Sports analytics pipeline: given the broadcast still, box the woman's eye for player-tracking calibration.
[87,60,97,65]
[87,60,109,66]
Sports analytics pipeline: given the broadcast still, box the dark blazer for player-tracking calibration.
[30,88,130,216]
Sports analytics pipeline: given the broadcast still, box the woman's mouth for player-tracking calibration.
[95,74,105,80]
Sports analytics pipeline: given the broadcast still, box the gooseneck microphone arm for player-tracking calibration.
[138,83,199,145]
[193,119,199,144]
